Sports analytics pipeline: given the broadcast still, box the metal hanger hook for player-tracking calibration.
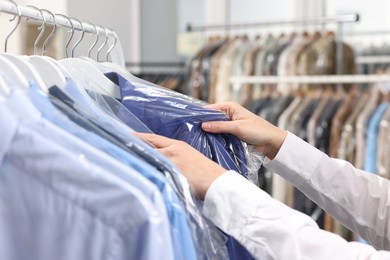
[84,22,99,59]
[106,29,117,62]
[70,18,85,58]
[41,9,56,56]
[26,5,46,55]
[4,0,21,52]
[97,26,109,62]
[55,14,74,58]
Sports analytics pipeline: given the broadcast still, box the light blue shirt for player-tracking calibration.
[7,90,170,218]
[0,101,169,260]
[26,86,196,260]
[364,102,390,173]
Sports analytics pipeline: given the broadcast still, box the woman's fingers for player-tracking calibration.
[132,132,173,149]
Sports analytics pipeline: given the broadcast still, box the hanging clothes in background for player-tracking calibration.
[355,44,390,75]
[184,31,356,104]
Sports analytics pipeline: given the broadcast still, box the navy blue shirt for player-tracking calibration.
[106,72,248,177]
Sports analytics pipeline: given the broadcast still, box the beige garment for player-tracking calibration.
[277,33,311,94]
[208,38,234,104]
[214,38,245,103]
[338,91,369,163]
[377,105,390,179]
[272,96,303,206]
[328,90,358,158]
[288,95,313,135]
[307,90,332,146]
[240,39,264,106]
[355,86,380,169]
[230,38,257,103]
[252,35,276,99]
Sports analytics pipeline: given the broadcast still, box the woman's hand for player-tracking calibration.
[202,102,287,160]
[133,133,227,200]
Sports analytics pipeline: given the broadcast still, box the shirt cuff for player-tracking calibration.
[202,170,270,237]
[264,131,325,187]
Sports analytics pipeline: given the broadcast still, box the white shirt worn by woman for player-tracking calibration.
[202,131,390,259]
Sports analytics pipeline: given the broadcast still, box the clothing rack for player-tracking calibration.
[230,74,390,85]
[345,30,390,37]
[186,14,359,32]
[344,30,390,65]
[125,61,186,68]
[0,1,125,66]
[187,14,360,87]
[356,56,390,64]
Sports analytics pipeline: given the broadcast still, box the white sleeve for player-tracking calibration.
[265,131,390,250]
[202,171,390,259]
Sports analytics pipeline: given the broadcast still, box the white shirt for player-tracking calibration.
[202,131,390,259]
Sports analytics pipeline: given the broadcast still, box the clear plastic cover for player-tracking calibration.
[85,88,230,259]
[106,72,263,183]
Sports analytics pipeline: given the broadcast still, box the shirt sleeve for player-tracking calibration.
[202,171,390,259]
[265,131,390,250]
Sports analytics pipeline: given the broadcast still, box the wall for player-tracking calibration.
[326,0,390,48]
[66,0,134,63]
[139,0,177,64]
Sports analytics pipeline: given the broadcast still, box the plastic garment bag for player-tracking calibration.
[106,72,263,180]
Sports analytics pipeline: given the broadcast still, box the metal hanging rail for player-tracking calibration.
[186,13,359,32]
[230,74,390,85]
[356,56,390,64]
[0,1,115,37]
[345,30,390,36]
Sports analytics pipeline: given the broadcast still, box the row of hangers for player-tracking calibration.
[0,0,128,100]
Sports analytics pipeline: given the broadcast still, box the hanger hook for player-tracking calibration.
[97,27,109,62]
[4,0,21,52]
[106,29,117,62]
[26,5,46,55]
[70,18,85,58]
[41,9,56,56]
[55,14,74,58]
[84,22,99,58]
[94,25,103,61]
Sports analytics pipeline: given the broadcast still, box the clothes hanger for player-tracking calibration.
[26,6,67,88]
[0,2,28,91]
[85,28,137,79]
[0,63,10,98]
[0,75,10,98]
[59,21,121,98]
[0,0,48,93]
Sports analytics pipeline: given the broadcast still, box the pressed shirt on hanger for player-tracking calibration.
[8,89,197,260]
[27,84,204,260]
